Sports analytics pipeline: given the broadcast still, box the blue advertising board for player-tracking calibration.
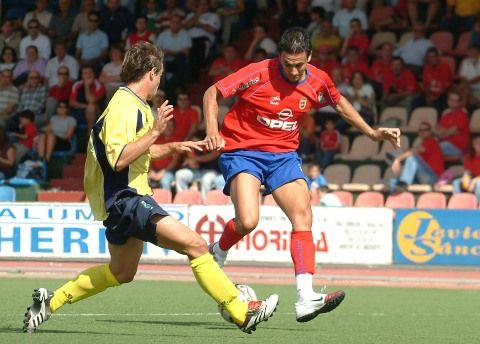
[394,209,480,266]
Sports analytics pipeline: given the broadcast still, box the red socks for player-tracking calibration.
[290,231,315,275]
[218,219,244,251]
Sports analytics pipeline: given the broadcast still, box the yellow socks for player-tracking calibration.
[190,253,247,325]
[49,264,120,313]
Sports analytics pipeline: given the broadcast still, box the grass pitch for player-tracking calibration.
[1,278,478,344]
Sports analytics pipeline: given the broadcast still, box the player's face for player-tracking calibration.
[280,51,310,83]
[148,67,163,101]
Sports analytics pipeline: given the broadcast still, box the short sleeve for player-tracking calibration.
[215,62,263,98]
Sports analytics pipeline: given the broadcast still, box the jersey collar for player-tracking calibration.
[120,86,149,107]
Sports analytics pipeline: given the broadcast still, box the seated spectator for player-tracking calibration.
[311,19,341,59]
[452,137,480,201]
[395,23,433,74]
[72,0,96,36]
[244,23,277,61]
[217,0,245,45]
[172,92,199,141]
[69,65,105,132]
[125,15,155,49]
[305,163,328,190]
[23,0,53,34]
[435,91,470,158]
[305,162,342,206]
[99,45,124,102]
[0,47,17,72]
[458,45,480,108]
[340,18,369,62]
[46,65,73,119]
[75,11,109,70]
[156,0,186,33]
[311,45,338,78]
[332,0,367,39]
[280,0,311,30]
[306,6,326,37]
[13,46,47,87]
[143,0,161,33]
[36,101,76,162]
[0,126,16,179]
[341,46,370,83]
[370,42,394,86]
[389,121,444,191]
[407,0,439,28]
[19,19,52,61]
[45,40,79,88]
[442,0,479,35]
[16,70,48,126]
[99,0,134,45]
[0,20,22,58]
[10,109,37,161]
[209,45,246,83]
[315,118,340,170]
[48,0,76,49]
[0,69,19,127]
[381,56,418,111]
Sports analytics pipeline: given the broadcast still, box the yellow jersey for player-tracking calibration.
[84,86,154,220]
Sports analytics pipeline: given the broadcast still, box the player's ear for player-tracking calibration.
[307,53,312,63]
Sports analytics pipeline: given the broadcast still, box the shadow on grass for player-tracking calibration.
[0,326,132,336]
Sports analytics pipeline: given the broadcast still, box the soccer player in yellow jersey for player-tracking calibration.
[23,42,279,334]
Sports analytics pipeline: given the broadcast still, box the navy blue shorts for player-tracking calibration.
[103,190,169,245]
[219,150,306,195]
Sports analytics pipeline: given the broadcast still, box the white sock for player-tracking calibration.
[215,242,228,256]
[296,273,314,301]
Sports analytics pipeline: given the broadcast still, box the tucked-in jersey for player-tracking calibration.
[84,86,154,221]
[215,58,341,152]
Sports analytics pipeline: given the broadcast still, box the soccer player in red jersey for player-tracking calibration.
[203,28,401,323]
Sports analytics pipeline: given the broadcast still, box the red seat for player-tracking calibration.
[173,189,202,205]
[37,191,85,202]
[152,188,172,204]
[439,56,456,75]
[429,31,454,54]
[416,192,446,209]
[447,193,478,209]
[62,164,85,178]
[49,178,84,191]
[331,191,353,206]
[385,192,415,209]
[354,191,385,207]
[203,190,230,205]
[368,5,394,28]
[450,31,471,57]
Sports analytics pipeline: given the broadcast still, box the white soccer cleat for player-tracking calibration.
[295,290,345,322]
[239,294,279,334]
[208,242,228,268]
[23,288,53,333]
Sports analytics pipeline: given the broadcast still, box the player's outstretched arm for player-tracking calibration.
[203,85,226,151]
[333,95,401,148]
[150,140,207,160]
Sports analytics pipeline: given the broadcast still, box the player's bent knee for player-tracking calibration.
[112,269,137,284]
[236,216,258,235]
[183,235,208,259]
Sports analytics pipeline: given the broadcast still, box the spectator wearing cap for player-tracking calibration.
[458,45,480,108]
[395,23,434,74]
[311,20,341,59]
[244,23,277,61]
[0,20,22,57]
[19,19,52,61]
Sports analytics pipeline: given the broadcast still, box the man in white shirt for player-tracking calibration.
[332,0,367,39]
[45,41,79,87]
[395,24,434,72]
[23,0,53,34]
[19,19,52,60]
[459,44,480,107]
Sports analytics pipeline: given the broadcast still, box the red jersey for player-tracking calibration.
[210,57,247,83]
[346,34,369,59]
[310,58,338,76]
[420,137,444,176]
[438,109,470,152]
[70,79,105,102]
[319,130,340,150]
[370,59,392,84]
[20,122,37,149]
[383,68,417,94]
[215,59,341,152]
[422,62,453,97]
[128,31,153,46]
[342,59,370,82]
[48,81,73,102]
[173,107,199,141]
[464,153,480,177]
[151,134,179,170]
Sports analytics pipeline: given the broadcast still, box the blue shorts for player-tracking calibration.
[219,150,306,195]
[103,189,169,245]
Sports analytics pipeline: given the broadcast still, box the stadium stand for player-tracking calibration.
[416,192,447,209]
[0,185,16,201]
[405,107,438,132]
[37,191,85,202]
[323,164,351,189]
[354,191,385,207]
[203,189,231,205]
[429,31,454,55]
[342,164,381,192]
[447,193,479,209]
[336,135,379,160]
[331,190,353,207]
[385,192,415,209]
[378,107,408,129]
[152,188,173,204]
[173,189,202,205]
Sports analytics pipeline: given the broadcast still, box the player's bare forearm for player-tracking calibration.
[334,96,375,138]
[203,85,220,135]
[151,141,206,160]
[115,130,159,171]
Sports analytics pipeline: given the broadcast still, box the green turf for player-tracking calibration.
[1,278,478,344]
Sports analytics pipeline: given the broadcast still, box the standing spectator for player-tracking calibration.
[11,109,38,160]
[209,45,246,83]
[75,11,109,70]
[332,0,367,39]
[46,65,73,118]
[0,69,20,127]
[0,126,16,180]
[216,0,245,45]
[184,0,221,80]
[407,0,439,28]
[23,0,53,34]
[0,47,17,73]
[13,46,47,87]
[311,19,341,58]
[310,45,338,76]
[244,23,277,61]
[143,0,161,33]
[370,42,394,86]
[156,14,192,90]
[156,0,186,33]
[339,18,369,62]
[435,91,470,158]
[458,45,480,108]
[69,65,105,132]
[125,15,155,49]
[45,40,79,87]
[99,45,124,102]
[395,23,433,74]
[99,0,134,45]
[17,70,48,124]
[390,121,444,190]
[36,101,76,162]
[72,0,96,36]
[381,57,418,111]
[172,92,199,141]
[19,19,52,61]
[280,0,311,31]
[48,0,76,49]
[0,20,22,57]
[315,118,340,169]
[452,137,480,201]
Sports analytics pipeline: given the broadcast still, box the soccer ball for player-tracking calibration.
[218,284,257,323]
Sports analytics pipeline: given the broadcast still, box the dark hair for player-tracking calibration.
[136,14,148,22]
[26,45,39,55]
[310,6,326,17]
[350,18,361,25]
[426,47,439,56]
[87,10,100,20]
[255,22,269,33]
[1,47,17,63]
[278,27,312,56]
[121,41,164,84]
[18,109,35,122]
[392,56,404,65]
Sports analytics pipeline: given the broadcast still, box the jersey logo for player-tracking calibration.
[299,97,307,110]
[256,115,298,131]
[277,108,293,121]
[270,96,280,105]
[235,76,260,92]
[318,92,325,103]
